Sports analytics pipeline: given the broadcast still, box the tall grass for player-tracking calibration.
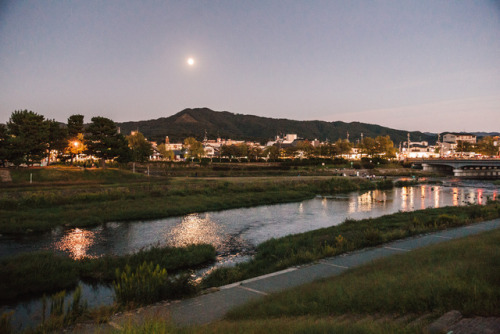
[0,244,215,301]
[113,262,196,307]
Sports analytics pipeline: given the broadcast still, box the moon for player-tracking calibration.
[187,57,195,66]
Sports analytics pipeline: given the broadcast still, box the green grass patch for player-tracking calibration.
[202,200,500,287]
[228,228,500,320]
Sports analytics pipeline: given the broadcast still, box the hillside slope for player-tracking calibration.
[117,108,436,144]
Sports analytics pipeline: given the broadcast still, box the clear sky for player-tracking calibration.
[1,0,499,133]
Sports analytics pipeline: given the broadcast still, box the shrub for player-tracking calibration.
[435,214,460,227]
[363,228,384,246]
[113,261,195,306]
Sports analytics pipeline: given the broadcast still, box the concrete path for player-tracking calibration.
[72,219,500,333]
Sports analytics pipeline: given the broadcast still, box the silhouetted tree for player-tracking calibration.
[67,114,84,138]
[0,124,10,167]
[85,116,130,167]
[46,119,68,163]
[7,110,49,165]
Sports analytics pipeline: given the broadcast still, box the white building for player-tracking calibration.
[443,133,477,144]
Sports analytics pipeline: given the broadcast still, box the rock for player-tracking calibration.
[428,310,462,334]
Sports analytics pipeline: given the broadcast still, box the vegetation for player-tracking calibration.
[116,107,436,145]
[126,132,153,163]
[114,262,196,306]
[104,228,499,334]
[0,244,215,301]
[228,228,500,320]
[109,317,418,334]
[202,200,500,287]
[4,110,50,166]
[85,116,130,167]
[0,170,387,234]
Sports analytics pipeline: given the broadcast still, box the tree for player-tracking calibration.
[359,137,378,157]
[295,140,314,158]
[66,114,85,164]
[183,137,204,159]
[46,119,68,163]
[85,116,130,167]
[67,114,84,138]
[477,136,498,157]
[264,145,279,160]
[375,135,396,158]
[67,133,86,163]
[334,139,353,158]
[157,144,175,160]
[248,146,262,161]
[126,132,153,162]
[7,110,49,165]
[456,140,473,155]
[0,124,10,167]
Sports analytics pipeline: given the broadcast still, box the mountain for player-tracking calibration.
[471,132,500,138]
[117,108,437,145]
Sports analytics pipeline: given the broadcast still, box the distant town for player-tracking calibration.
[1,109,499,167]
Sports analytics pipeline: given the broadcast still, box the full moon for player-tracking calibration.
[187,58,195,66]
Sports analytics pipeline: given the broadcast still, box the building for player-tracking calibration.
[443,133,477,144]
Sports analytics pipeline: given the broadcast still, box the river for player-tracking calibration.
[1,179,498,330]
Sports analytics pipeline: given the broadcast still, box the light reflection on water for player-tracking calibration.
[2,182,496,264]
[169,214,222,248]
[55,228,98,259]
[1,181,500,330]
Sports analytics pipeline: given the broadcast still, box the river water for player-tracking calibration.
[1,179,498,330]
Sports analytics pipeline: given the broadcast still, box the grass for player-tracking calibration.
[0,244,215,301]
[227,228,500,320]
[110,316,422,334]
[202,200,500,287]
[103,228,500,334]
[0,170,390,234]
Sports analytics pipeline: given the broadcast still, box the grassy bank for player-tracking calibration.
[228,228,500,320]
[0,244,215,301]
[202,200,500,287]
[106,228,500,334]
[1,171,391,234]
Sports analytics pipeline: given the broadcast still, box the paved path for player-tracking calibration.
[72,219,500,333]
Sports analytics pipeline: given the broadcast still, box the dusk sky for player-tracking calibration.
[1,0,499,133]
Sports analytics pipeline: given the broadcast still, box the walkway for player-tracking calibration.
[72,219,500,333]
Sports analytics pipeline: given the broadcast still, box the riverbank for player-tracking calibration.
[202,199,500,287]
[70,220,500,334]
[3,201,499,333]
[224,226,500,333]
[0,169,393,234]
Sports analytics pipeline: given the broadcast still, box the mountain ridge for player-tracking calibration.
[117,108,437,145]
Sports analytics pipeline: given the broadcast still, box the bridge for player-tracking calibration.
[412,159,500,179]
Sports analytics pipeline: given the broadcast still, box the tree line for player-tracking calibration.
[0,110,152,167]
[455,138,499,157]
